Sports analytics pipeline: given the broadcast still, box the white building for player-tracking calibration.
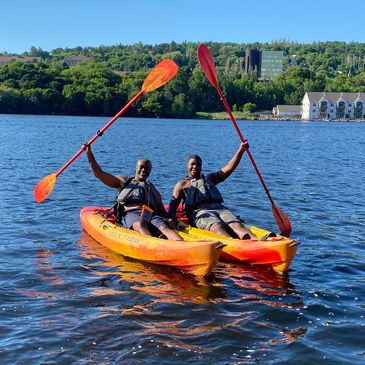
[302,92,365,120]
[272,105,301,118]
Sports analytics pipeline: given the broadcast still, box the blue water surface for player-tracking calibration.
[0,115,364,364]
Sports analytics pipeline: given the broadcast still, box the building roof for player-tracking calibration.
[64,56,90,66]
[276,105,301,112]
[0,55,41,65]
[305,92,365,103]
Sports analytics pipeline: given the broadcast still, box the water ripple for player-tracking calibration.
[0,116,364,364]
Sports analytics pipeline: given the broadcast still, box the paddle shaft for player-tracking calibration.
[56,89,145,177]
[215,86,275,206]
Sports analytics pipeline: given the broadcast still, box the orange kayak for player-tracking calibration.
[168,204,299,273]
[80,206,224,276]
[177,223,299,273]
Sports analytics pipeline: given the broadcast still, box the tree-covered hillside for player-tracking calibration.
[1,41,365,117]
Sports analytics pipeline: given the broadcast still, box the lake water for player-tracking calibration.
[0,114,364,364]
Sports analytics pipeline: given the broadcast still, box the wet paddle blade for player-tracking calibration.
[142,59,179,92]
[34,173,57,203]
[272,204,292,237]
[197,44,219,88]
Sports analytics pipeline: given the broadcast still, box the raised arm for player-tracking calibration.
[209,141,249,184]
[85,145,125,189]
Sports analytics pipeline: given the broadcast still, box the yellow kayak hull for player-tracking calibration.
[80,207,224,276]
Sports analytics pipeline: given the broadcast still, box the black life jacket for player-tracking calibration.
[184,175,224,209]
[113,177,159,223]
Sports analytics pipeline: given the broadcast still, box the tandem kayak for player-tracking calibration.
[80,206,224,277]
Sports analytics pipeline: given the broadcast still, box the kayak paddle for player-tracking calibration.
[34,59,179,203]
[197,44,292,237]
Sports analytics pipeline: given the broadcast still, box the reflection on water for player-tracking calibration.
[79,232,301,308]
[76,231,306,356]
[36,248,65,286]
[78,232,226,306]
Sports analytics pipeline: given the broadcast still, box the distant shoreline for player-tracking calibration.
[196,112,365,122]
[0,112,364,123]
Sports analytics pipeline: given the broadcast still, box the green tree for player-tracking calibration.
[243,102,256,113]
[0,86,22,113]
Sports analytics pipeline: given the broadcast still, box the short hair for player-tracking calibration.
[186,154,202,165]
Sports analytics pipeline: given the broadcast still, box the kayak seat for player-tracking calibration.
[260,232,277,241]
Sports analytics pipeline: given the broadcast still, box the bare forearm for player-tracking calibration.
[217,142,248,181]
[86,150,103,177]
[85,146,122,188]
[226,147,245,171]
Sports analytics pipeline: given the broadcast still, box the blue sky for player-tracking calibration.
[2,0,365,54]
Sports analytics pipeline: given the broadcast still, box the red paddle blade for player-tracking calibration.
[197,44,219,88]
[34,173,57,203]
[142,59,179,92]
[272,204,292,237]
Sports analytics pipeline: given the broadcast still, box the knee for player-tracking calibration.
[210,222,226,233]
[158,223,170,233]
[228,222,242,230]
[132,219,148,231]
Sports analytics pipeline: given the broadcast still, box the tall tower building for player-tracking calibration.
[245,49,260,73]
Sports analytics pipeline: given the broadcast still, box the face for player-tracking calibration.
[187,157,202,179]
[135,160,152,181]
